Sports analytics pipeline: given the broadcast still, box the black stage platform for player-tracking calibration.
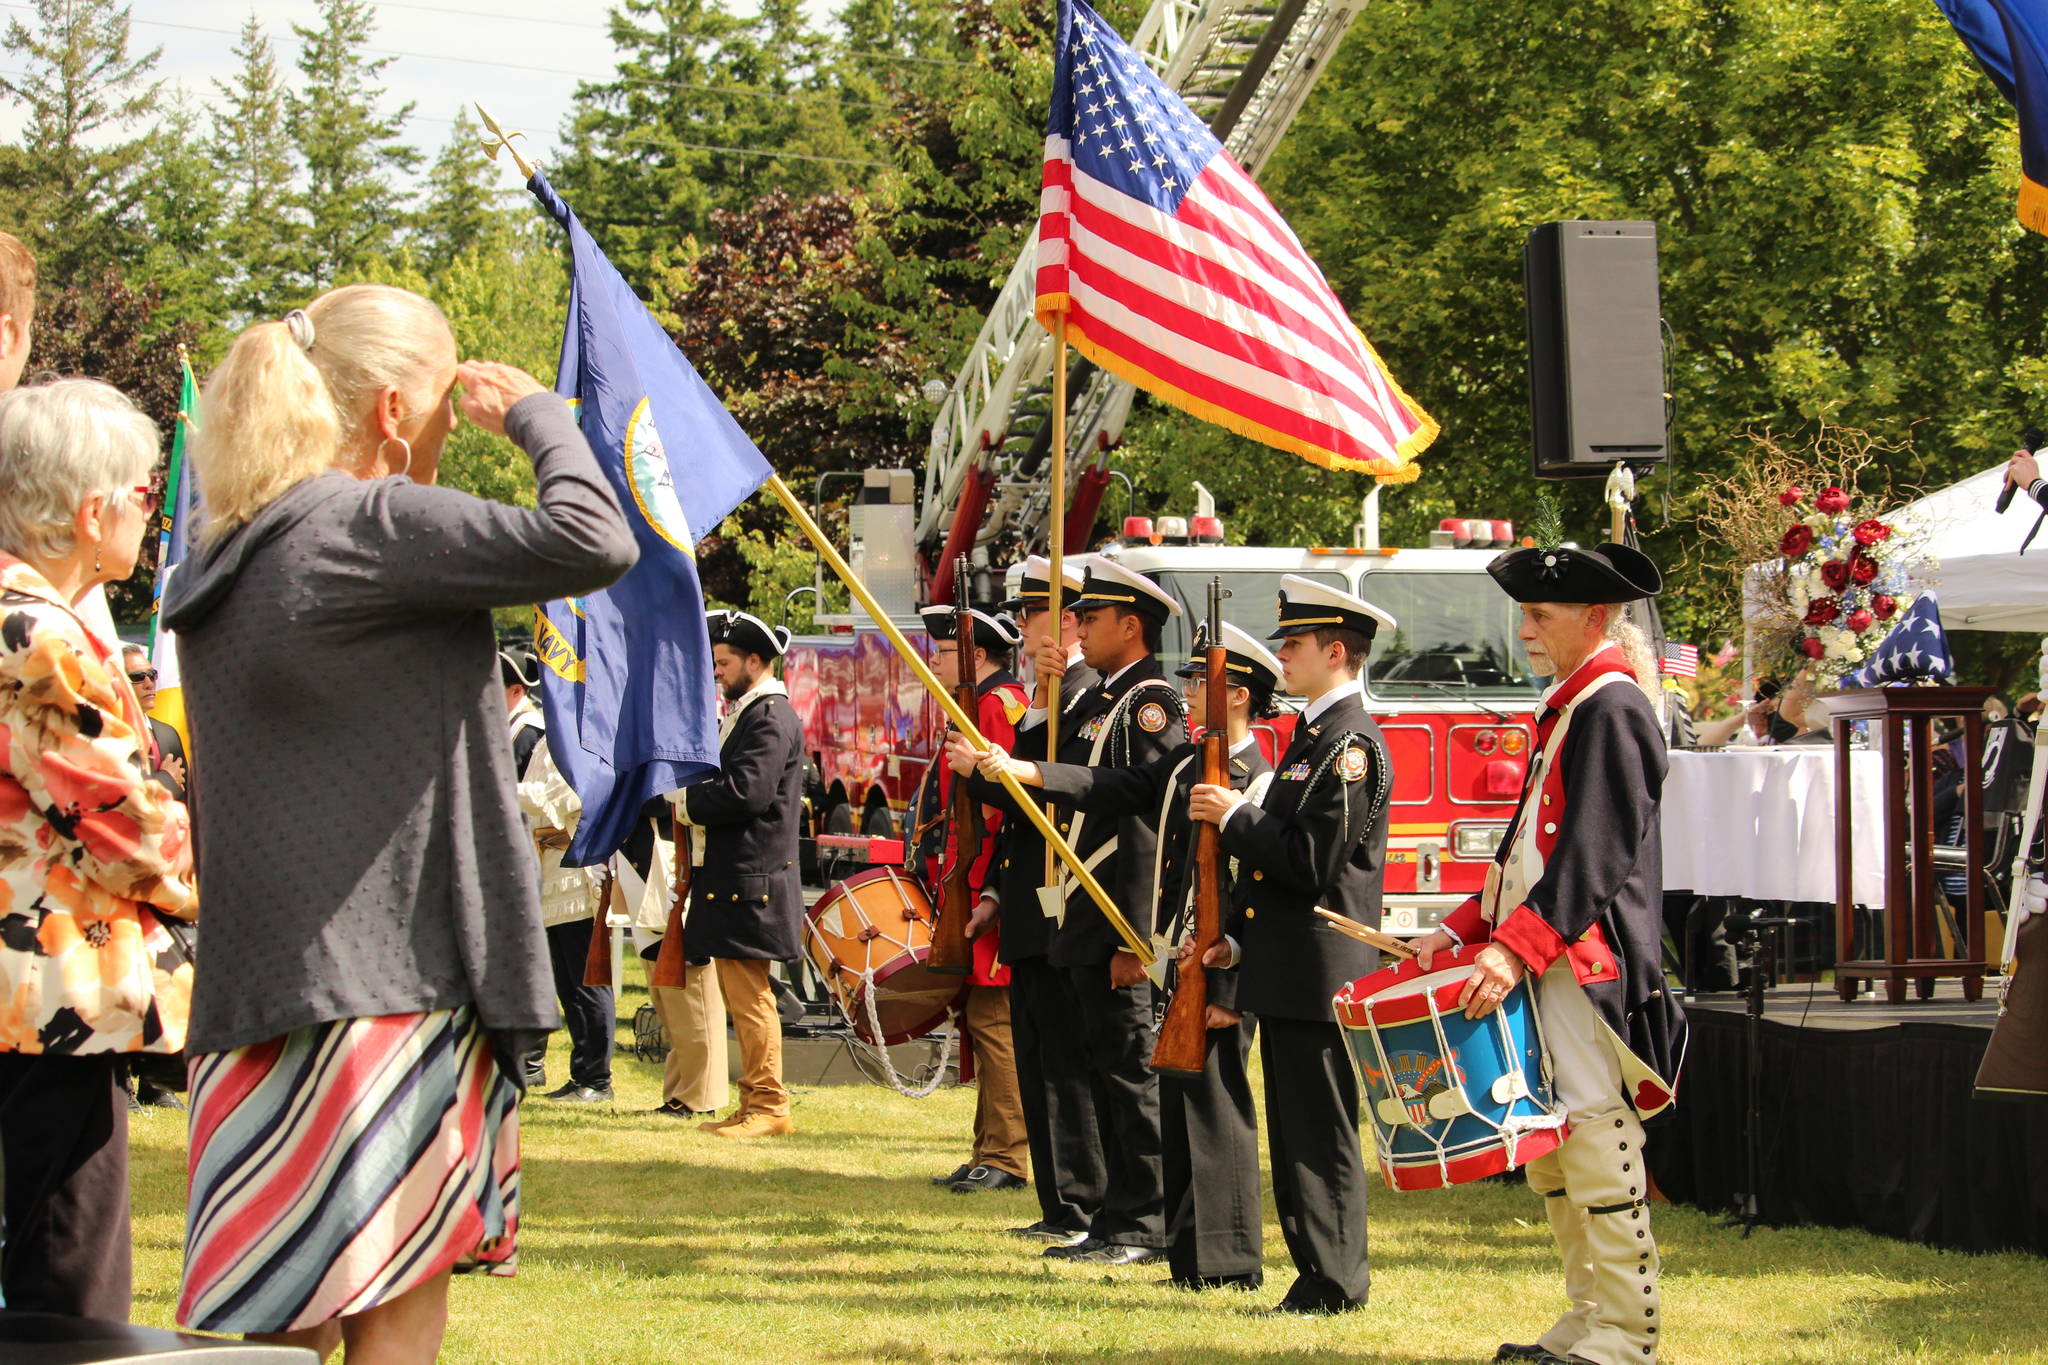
[1648,981,2048,1256]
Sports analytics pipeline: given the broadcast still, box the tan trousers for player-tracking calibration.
[963,985,1028,1177]
[653,969,729,1113]
[714,958,789,1117]
[1527,960,1661,1365]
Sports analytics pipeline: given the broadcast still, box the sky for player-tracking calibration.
[0,0,824,171]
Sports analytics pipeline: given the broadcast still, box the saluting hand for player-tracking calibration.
[456,360,547,436]
[1187,782,1244,826]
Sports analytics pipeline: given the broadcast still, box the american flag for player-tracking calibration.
[1034,0,1437,479]
[1659,642,1700,679]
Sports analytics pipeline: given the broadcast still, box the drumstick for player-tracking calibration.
[1315,907,1417,960]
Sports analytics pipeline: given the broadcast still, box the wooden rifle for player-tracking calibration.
[581,863,617,988]
[1150,577,1229,1076]
[650,816,692,989]
[931,553,979,974]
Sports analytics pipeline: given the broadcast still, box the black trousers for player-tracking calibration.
[1162,1015,1262,1284]
[1260,1015,1370,1310]
[0,1052,131,1317]
[1009,957,1105,1232]
[545,918,616,1088]
[1064,960,1166,1247]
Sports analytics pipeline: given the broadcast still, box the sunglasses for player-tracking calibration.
[128,668,157,683]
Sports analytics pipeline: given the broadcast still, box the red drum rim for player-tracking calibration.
[1333,943,1492,1028]
[1379,1126,1565,1191]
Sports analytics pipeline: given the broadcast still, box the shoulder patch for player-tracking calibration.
[1136,701,1169,733]
[1338,746,1368,782]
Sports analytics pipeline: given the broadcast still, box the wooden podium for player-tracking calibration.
[1811,686,1991,1004]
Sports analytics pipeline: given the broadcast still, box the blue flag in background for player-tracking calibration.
[1841,594,1955,689]
[528,171,773,866]
[1939,0,2048,235]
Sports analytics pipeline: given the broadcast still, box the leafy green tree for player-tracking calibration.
[553,0,866,281]
[416,108,514,275]
[209,12,300,323]
[0,0,163,283]
[287,0,418,287]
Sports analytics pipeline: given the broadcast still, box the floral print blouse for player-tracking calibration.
[0,554,196,1055]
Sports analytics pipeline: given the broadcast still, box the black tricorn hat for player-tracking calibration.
[1486,541,1661,604]
[707,608,792,660]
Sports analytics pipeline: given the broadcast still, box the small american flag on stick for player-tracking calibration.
[1660,643,1700,679]
[1034,0,1437,479]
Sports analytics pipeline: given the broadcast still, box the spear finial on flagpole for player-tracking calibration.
[474,102,536,180]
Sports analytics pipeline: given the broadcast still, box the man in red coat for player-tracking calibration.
[1413,540,1686,1365]
[916,602,1033,1193]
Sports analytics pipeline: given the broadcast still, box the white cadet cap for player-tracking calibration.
[1269,574,1396,640]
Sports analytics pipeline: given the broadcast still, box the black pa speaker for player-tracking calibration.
[1524,220,1668,479]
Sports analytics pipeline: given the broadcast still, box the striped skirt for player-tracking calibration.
[177,1007,521,1333]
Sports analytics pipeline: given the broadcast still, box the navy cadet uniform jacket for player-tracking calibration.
[978,661,1101,966]
[1217,689,1389,1022]
[1035,738,1270,1011]
[680,688,806,961]
[1032,657,1186,968]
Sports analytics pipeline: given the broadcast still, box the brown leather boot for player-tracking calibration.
[710,1110,794,1139]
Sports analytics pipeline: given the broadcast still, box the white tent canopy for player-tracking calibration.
[1893,463,2048,633]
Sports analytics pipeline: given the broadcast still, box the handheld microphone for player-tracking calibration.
[1996,427,2044,513]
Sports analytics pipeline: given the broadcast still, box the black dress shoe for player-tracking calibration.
[1261,1297,1356,1317]
[1043,1235,1110,1259]
[1494,1345,1547,1363]
[931,1163,974,1187]
[950,1165,1028,1193]
[1071,1242,1167,1266]
[544,1082,614,1103]
[652,1098,708,1118]
[1009,1221,1088,1245]
[136,1083,186,1111]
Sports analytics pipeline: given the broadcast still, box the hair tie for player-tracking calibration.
[283,309,316,352]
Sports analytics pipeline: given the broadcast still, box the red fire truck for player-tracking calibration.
[784,496,1541,935]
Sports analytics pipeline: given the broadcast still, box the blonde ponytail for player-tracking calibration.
[191,321,342,544]
[190,284,453,544]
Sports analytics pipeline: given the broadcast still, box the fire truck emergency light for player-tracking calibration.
[1191,515,1224,543]
[1122,516,1155,543]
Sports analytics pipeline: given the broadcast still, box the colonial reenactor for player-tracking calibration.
[504,646,613,1101]
[673,608,806,1140]
[914,602,1033,1193]
[972,555,1108,1244]
[1412,541,1686,1365]
[1189,576,1392,1314]
[960,620,1282,1290]
[1032,556,1186,1266]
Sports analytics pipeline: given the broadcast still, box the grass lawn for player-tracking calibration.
[125,969,2046,1364]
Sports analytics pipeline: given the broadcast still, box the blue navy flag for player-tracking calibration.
[1938,0,2048,235]
[1841,595,1955,688]
[527,171,773,866]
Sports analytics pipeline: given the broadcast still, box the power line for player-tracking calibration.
[408,107,892,169]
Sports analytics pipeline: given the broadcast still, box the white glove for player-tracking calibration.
[2021,875,2047,923]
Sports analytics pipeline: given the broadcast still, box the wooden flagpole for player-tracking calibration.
[760,472,1151,964]
[1044,319,1069,885]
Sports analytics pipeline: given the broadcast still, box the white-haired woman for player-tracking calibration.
[164,285,636,1361]
[0,379,196,1319]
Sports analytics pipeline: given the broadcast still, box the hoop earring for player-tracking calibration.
[377,436,414,480]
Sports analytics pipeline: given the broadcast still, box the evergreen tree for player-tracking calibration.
[416,108,511,275]
[132,97,228,336]
[0,0,164,282]
[210,12,300,319]
[287,0,418,287]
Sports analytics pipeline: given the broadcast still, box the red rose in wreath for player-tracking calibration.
[1801,637,1827,659]
[1850,554,1877,585]
[1803,597,1841,626]
[1815,486,1851,514]
[1845,608,1873,633]
[1780,524,1815,557]
[1852,519,1891,546]
[1872,594,1898,621]
[1820,561,1850,591]
[1780,487,1805,506]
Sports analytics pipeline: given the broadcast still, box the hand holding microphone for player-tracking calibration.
[1998,427,2044,513]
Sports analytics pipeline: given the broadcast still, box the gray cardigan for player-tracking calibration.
[164,394,638,1054]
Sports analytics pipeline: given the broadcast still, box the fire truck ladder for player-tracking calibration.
[919,0,1368,593]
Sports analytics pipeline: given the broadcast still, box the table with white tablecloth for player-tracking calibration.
[1661,747,1886,907]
